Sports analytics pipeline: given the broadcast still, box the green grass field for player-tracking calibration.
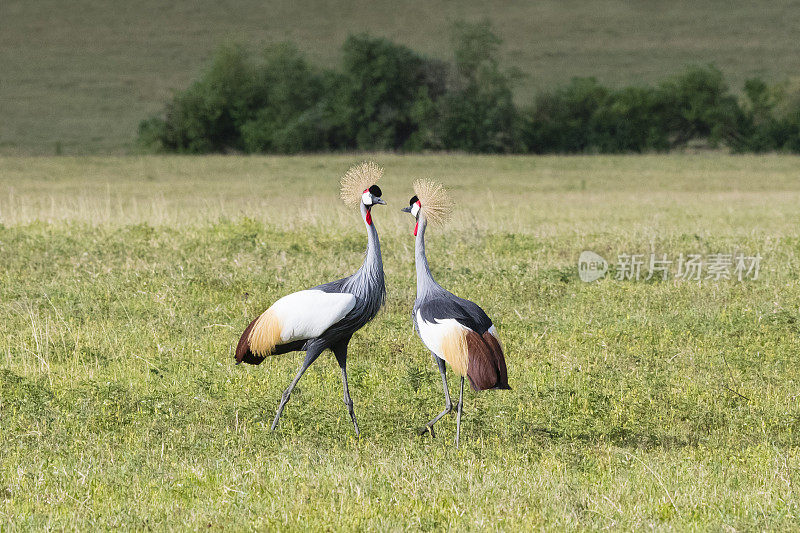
[3,1,800,154]
[1,154,799,529]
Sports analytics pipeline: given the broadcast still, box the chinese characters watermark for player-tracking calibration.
[579,251,761,282]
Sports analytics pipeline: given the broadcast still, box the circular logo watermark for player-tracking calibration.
[578,251,608,282]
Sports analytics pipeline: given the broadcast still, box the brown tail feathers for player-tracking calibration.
[465,330,511,391]
[235,316,265,365]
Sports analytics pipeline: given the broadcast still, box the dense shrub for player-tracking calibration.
[138,27,800,154]
[238,44,326,153]
[142,44,260,153]
[324,35,447,151]
[654,65,744,148]
[138,43,324,153]
[522,67,747,154]
[591,86,671,152]
[439,21,522,153]
[522,78,611,153]
[736,78,800,152]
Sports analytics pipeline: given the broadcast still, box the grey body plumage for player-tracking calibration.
[311,201,386,349]
[411,216,489,332]
[411,215,494,355]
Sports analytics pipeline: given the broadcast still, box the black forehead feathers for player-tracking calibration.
[368,184,382,197]
[408,195,419,206]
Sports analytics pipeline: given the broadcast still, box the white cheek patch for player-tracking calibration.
[362,191,373,206]
[410,203,420,217]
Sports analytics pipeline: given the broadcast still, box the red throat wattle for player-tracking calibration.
[414,220,418,236]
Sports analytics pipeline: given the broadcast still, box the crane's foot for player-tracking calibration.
[417,425,436,438]
[418,403,452,438]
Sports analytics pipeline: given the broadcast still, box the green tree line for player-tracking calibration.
[138,22,800,154]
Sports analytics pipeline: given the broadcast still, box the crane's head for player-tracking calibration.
[361,184,386,207]
[340,161,386,225]
[401,179,452,236]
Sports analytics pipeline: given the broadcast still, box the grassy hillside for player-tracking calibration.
[2,154,799,529]
[2,1,800,154]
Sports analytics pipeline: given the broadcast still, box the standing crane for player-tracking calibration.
[235,162,387,436]
[401,180,510,448]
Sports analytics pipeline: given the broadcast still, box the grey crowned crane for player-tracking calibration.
[235,162,387,436]
[402,180,510,448]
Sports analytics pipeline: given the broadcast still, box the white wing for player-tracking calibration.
[271,290,356,342]
[415,310,468,359]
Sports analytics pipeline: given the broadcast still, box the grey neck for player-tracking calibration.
[348,203,384,298]
[414,215,440,298]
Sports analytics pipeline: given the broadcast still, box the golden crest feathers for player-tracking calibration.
[413,179,453,225]
[340,161,383,208]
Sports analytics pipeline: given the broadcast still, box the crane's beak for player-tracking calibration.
[373,197,387,205]
[401,206,412,213]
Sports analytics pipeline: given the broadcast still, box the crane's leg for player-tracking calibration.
[418,354,452,437]
[455,376,464,449]
[332,340,359,436]
[271,345,323,431]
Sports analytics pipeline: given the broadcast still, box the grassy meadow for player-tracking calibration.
[4,0,800,154]
[1,154,799,529]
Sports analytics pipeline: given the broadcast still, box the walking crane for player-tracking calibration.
[235,162,387,436]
